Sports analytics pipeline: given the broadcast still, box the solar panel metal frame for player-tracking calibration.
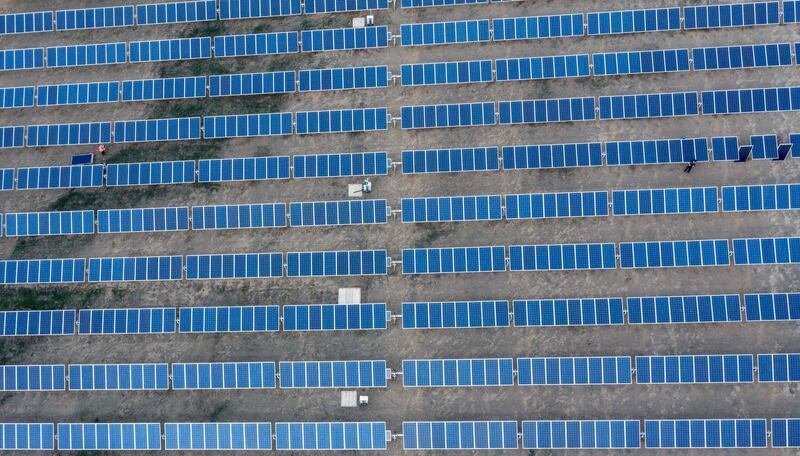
[401,358,514,387]
[55,6,134,31]
[512,297,625,327]
[57,423,162,450]
[619,239,731,269]
[743,292,800,321]
[0,310,76,337]
[586,7,681,35]
[0,364,66,391]
[522,420,641,449]
[636,354,754,384]
[628,294,742,324]
[5,210,95,237]
[178,305,280,333]
[401,246,507,274]
[401,147,500,174]
[191,203,288,230]
[279,360,387,388]
[402,300,510,329]
[644,418,768,448]
[67,363,169,391]
[282,303,388,331]
[96,207,190,233]
[502,143,603,169]
[732,237,800,265]
[402,421,518,450]
[87,256,183,282]
[164,422,272,450]
[508,243,617,271]
[171,362,277,389]
[275,421,387,450]
[517,356,633,385]
[611,187,718,216]
[0,423,55,450]
[77,307,177,335]
[505,191,609,219]
[185,252,284,280]
[400,195,503,223]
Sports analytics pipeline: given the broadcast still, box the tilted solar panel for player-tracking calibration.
[636,354,753,383]
[402,147,499,174]
[0,48,45,71]
[306,0,388,13]
[283,303,388,331]
[523,420,640,449]
[701,86,800,115]
[513,298,624,326]
[0,258,86,285]
[46,43,126,68]
[403,421,517,450]
[0,126,24,149]
[722,184,800,212]
[290,199,388,226]
[209,71,295,97]
[129,37,211,62]
[401,60,491,86]
[0,365,66,391]
[57,423,161,450]
[26,122,112,147]
[213,32,298,57]
[506,191,609,219]
[499,97,596,124]
[0,11,53,35]
[87,256,183,282]
[106,160,196,186]
[136,0,217,25]
[493,14,584,41]
[192,203,287,230]
[606,137,709,165]
[509,243,616,271]
[77,307,177,335]
[401,195,502,222]
[275,422,387,450]
[401,20,490,46]
[68,363,169,390]
[165,422,272,450]
[0,86,34,109]
[518,356,632,385]
[0,423,54,450]
[121,76,206,102]
[114,117,201,143]
[402,300,510,329]
[593,49,690,76]
[55,6,134,30]
[496,54,590,81]
[0,168,12,190]
[280,360,387,388]
[179,305,279,332]
[402,358,513,387]
[787,0,800,22]
[619,239,730,268]
[644,419,767,448]
[185,252,284,279]
[5,210,94,237]
[287,250,387,277]
[732,237,800,265]
[198,156,290,182]
[402,246,506,274]
[402,0,487,7]
[37,82,119,106]
[502,143,602,169]
[744,292,800,321]
[599,92,699,119]
[0,310,76,337]
[587,7,680,35]
[301,26,389,52]
[172,362,276,389]
[628,294,741,324]
[97,207,190,233]
[757,353,800,382]
[296,108,388,134]
[299,65,389,91]
[293,151,388,178]
[401,102,496,129]
[219,0,301,19]
[203,112,293,138]
[693,43,792,71]
[772,418,800,448]
[684,1,779,29]
[612,187,718,215]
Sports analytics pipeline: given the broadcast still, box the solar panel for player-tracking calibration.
[644,419,767,448]
[0,48,44,71]
[106,160,195,186]
[712,136,739,160]
[612,187,717,216]
[0,126,24,148]
[502,143,602,169]
[587,7,680,35]
[506,191,609,219]
[306,0,388,13]
[0,423,54,450]
[693,43,792,71]
[402,147,499,174]
[219,0,301,19]
[57,423,162,450]
[733,237,800,265]
[300,65,389,91]
[192,203,287,230]
[772,418,800,447]
[276,422,386,450]
[77,308,177,335]
[757,353,800,382]
[400,20,490,46]
[209,71,295,97]
[508,243,616,271]
[88,256,183,282]
[129,37,211,62]
[0,168,12,190]
[701,86,800,115]
[296,108,388,134]
[165,423,272,450]
[55,6,134,30]
[114,117,201,143]
[599,92,699,119]
[402,358,513,387]
[0,365,65,391]
[0,258,86,285]
[620,239,730,268]
[172,362,276,389]
[203,112,293,138]
[628,294,741,324]
[401,102,495,129]
[0,11,53,35]
[136,0,217,25]
[290,199,388,226]
[593,49,690,76]
[36,82,118,106]
[121,76,206,102]
[198,156,290,182]
[283,303,388,331]
[68,364,169,390]
[722,184,800,212]
[684,2,779,29]
[0,310,75,337]
[402,421,517,450]
[788,0,800,22]
[496,54,590,82]
[606,137,709,165]
[523,420,640,449]
[213,32,299,57]
[402,300,510,329]
[492,14,584,41]
[26,122,112,147]
[280,360,387,388]
[301,25,389,52]
[287,250,387,277]
[402,0,487,7]
[401,195,502,223]
[179,305,279,333]
[749,134,778,159]
[513,298,624,326]
[5,210,93,237]
[744,292,800,321]
[185,252,283,279]
[402,246,506,274]
[0,86,34,109]
[97,207,189,233]
[46,43,126,68]
[498,97,596,124]
[636,354,753,384]
[518,356,631,385]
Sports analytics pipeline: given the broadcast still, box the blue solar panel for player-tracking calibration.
[749,134,778,159]
[68,364,168,391]
[509,243,616,271]
[276,422,386,450]
[198,156,290,182]
[513,298,624,326]
[0,11,53,35]
[402,358,513,387]
[302,26,389,52]
[693,43,792,71]
[492,14,584,41]
[644,419,767,448]
[0,365,65,391]
[106,160,195,186]
[402,301,509,329]
[0,48,44,71]
[0,126,24,148]
[296,108,387,134]
[701,86,800,115]
[179,305,279,333]
[402,147,499,174]
[593,49,690,76]
[400,20,490,46]
[46,43,126,68]
[77,308,177,335]
[788,0,800,22]
[744,292,800,321]
[496,54,590,82]
[506,191,608,219]
[599,92,699,119]
[518,356,631,385]
[306,0,388,13]
[114,117,201,143]
[502,143,602,169]
[587,7,680,35]
[523,420,639,449]
[36,82,118,106]
[136,0,217,25]
[55,6,134,30]
[192,203,287,230]
[628,294,741,324]
[0,423,54,450]
[57,423,161,450]
[300,65,389,91]
[203,112,293,138]
[620,239,730,268]
[185,252,283,280]
[220,0,301,19]
[290,199,387,226]
[0,258,85,285]
[97,207,189,233]
[16,165,102,190]
[5,210,93,237]
[165,423,272,450]
[612,187,718,216]
[722,184,800,212]
[403,421,517,450]
[0,168,12,190]
[636,354,753,384]
[0,86,34,109]
[173,362,276,389]
[210,71,295,97]
[287,250,387,277]
[121,76,205,102]
[283,303,388,331]
[402,0,487,6]
[498,97,596,124]
[0,310,75,337]
[401,102,495,129]
[684,2,779,29]
[402,246,506,274]
[129,37,211,62]
[88,256,183,282]
[280,360,387,388]
[401,195,502,223]
[712,136,739,160]
[213,32,299,57]
[733,237,800,265]
[757,353,800,382]
[606,137,709,165]
[27,122,111,147]
[293,151,387,178]
[772,419,800,448]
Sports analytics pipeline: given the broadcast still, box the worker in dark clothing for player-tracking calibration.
[683,159,697,173]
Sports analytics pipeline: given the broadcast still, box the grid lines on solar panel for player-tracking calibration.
[701,86,800,115]
[612,187,718,215]
[280,360,387,388]
[518,356,632,385]
[305,0,388,13]
[219,0,301,19]
[77,308,177,335]
[301,25,389,52]
[401,60,491,86]
[744,292,800,321]
[213,31,299,57]
[186,252,283,279]
[164,422,272,450]
[0,48,44,71]
[121,76,206,102]
[732,237,800,265]
[293,151,388,178]
[399,20,489,47]
[129,37,211,63]
[26,122,112,147]
[401,0,486,7]
[46,43,126,68]
[0,126,24,148]
[289,199,387,226]
[402,300,510,329]
[192,203,287,230]
[522,420,640,449]
[593,49,690,76]
[587,7,680,35]
[287,250,387,276]
[722,184,800,212]
[57,423,162,450]
[788,0,800,22]
[87,256,183,282]
[0,423,54,450]
[757,353,800,382]
[37,81,119,106]
[5,210,94,237]
[402,358,513,387]
[55,6,134,30]
[136,0,217,25]
[498,97,596,124]
[606,137,709,165]
[198,156,290,182]
[114,117,201,143]
[746,133,778,159]
[0,11,53,35]
[644,419,767,448]
[492,14,584,41]
[0,365,65,391]
[401,195,502,222]
[496,54,590,81]
[599,91,699,119]
[636,354,753,384]
[179,305,279,332]
[97,207,189,233]
[68,364,169,390]
[172,362,276,389]
[619,239,730,268]
[401,102,495,129]
[506,191,609,219]
[0,86,34,109]
[402,246,506,274]
[282,303,388,331]
[0,168,12,191]
[628,294,741,324]
[684,1,779,29]
[513,298,624,326]
[402,421,517,449]
[0,258,86,285]
[275,421,387,450]
[106,160,196,186]
[0,310,76,336]
[300,65,389,91]
[402,147,499,174]
[502,143,602,169]
[508,243,616,271]
[203,112,293,138]
[296,107,388,134]
[209,71,295,97]
[772,418,800,448]
[693,43,792,71]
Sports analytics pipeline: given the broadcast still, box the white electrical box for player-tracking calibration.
[341,391,358,407]
[366,15,374,25]
[352,17,365,28]
[339,288,361,304]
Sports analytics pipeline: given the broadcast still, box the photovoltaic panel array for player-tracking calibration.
[599,92,699,119]
[301,26,389,52]
[732,237,800,265]
[0,11,53,35]
[513,298,624,327]
[401,195,502,223]
[191,203,287,230]
[275,422,387,450]
[0,86,34,109]
[279,360,387,388]
[185,252,283,280]
[693,43,792,71]
[97,207,189,233]
[517,356,632,385]
[606,137,708,166]
[204,112,293,138]
[401,147,499,174]
[0,310,76,336]
[628,294,742,324]
[26,122,112,147]
[402,246,506,274]
[684,1,779,29]
[772,419,800,448]
[213,32,298,57]
[198,156,290,182]
[0,168,12,190]
[492,14,584,41]
[522,420,640,449]
[587,7,680,35]
[757,353,800,382]
[129,37,211,63]
[0,423,54,450]
[0,365,65,391]
[114,117,201,143]
[55,6,134,31]
[305,0,388,13]
[502,143,602,169]
[87,256,183,282]
[701,87,800,115]
[46,43,126,68]
[289,199,388,226]
[401,102,495,129]
[210,71,295,97]
[0,48,44,71]
[293,152,388,178]
[787,0,800,22]
[37,82,119,106]
[68,363,169,391]
[402,358,513,387]
[498,97,595,124]
[136,0,217,25]
[401,60,491,86]
[286,250,388,277]
[619,239,730,269]
[164,422,272,450]
[509,243,616,271]
[299,66,389,91]
[172,362,276,389]
[506,191,609,219]
[283,303,388,331]
[179,305,280,333]
[593,49,690,76]
[402,421,517,450]
[744,292,800,321]
[106,160,195,186]
[77,308,177,335]
[400,20,490,46]
[636,355,753,384]
[496,54,590,82]
[296,108,388,134]
[402,300,510,329]
[722,184,800,212]
[219,0,301,19]
[5,210,94,237]
[0,258,86,285]
[612,187,718,215]
[644,419,767,448]
[57,423,162,450]
[121,76,206,102]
